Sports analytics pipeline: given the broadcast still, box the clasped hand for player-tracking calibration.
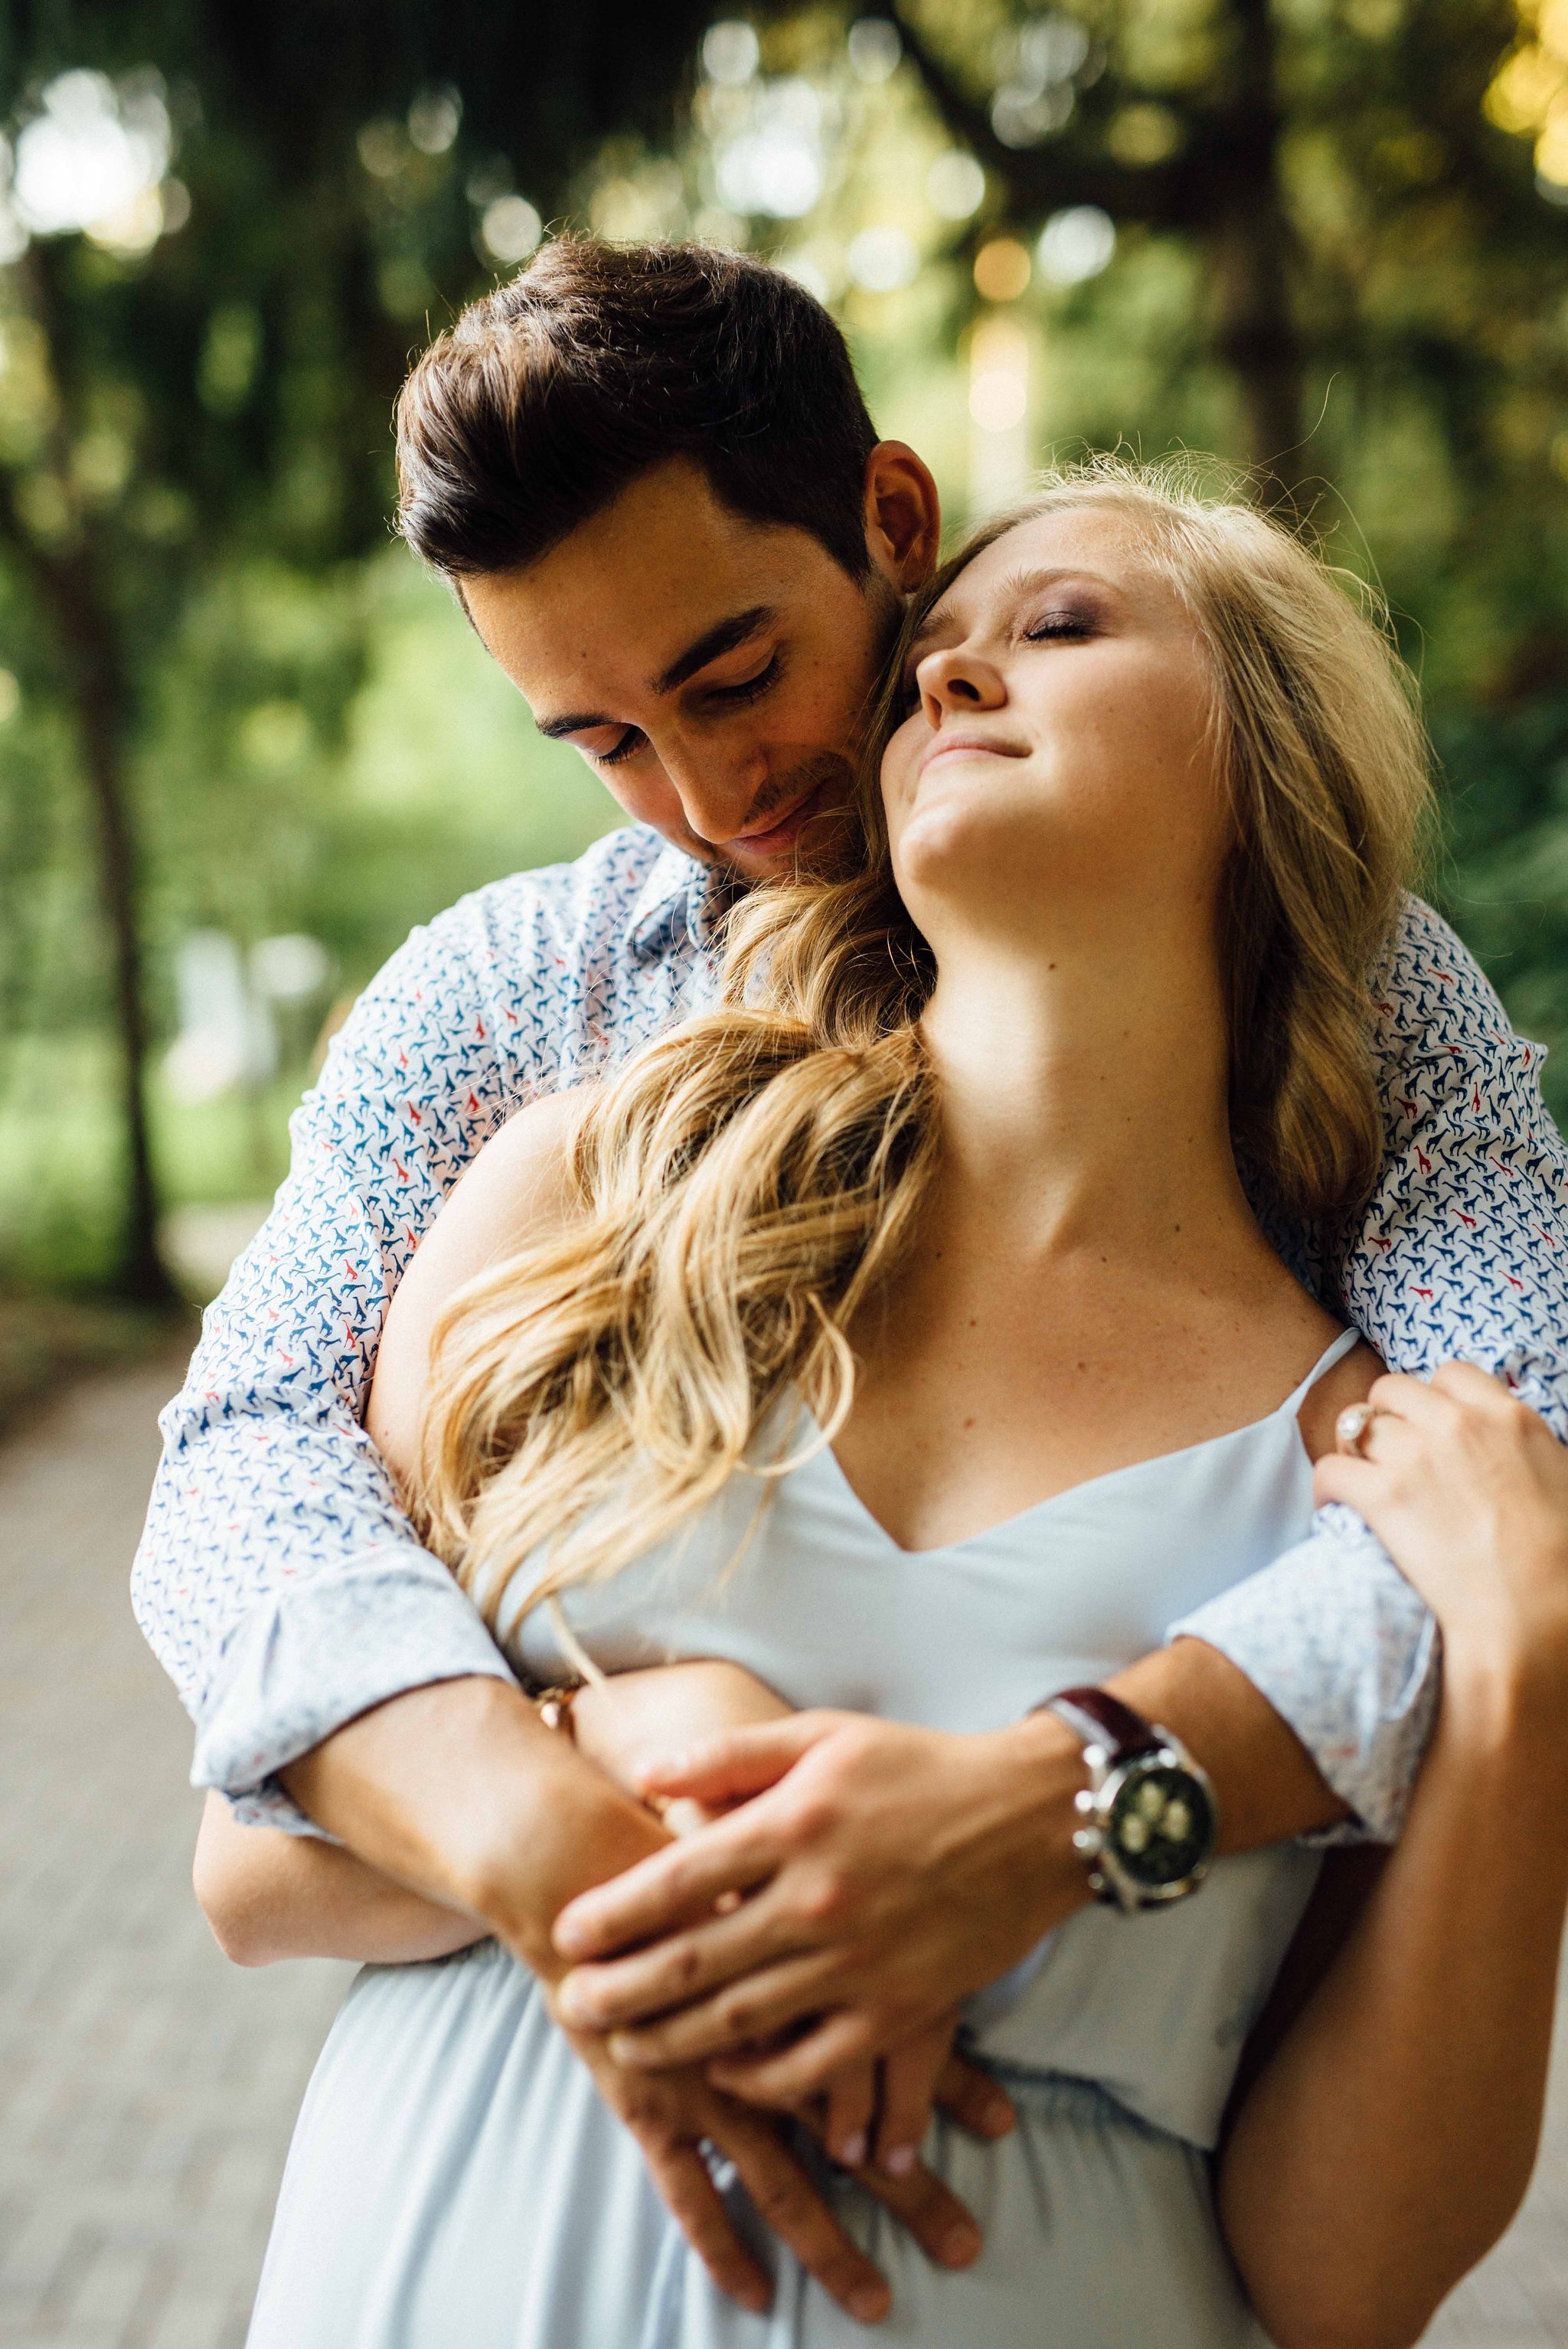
[556,1695,1069,2118]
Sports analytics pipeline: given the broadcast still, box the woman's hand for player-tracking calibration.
[1313,1361,1568,1684]
[570,1656,795,1834]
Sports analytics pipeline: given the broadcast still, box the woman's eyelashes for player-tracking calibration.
[1021,606,1098,644]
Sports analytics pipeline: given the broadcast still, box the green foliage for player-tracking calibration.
[3,0,1568,1295]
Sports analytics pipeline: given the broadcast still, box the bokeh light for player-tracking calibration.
[974,236,1032,301]
[479,194,543,263]
[927,151,986,221]
[1037,204,1116,285]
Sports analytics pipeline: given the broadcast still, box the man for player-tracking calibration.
[136,239,1568,2322]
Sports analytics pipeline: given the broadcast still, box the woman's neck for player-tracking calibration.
[918,928,1258,1275]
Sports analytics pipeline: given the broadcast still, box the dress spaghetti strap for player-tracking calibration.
[1279,1325,1363,1419]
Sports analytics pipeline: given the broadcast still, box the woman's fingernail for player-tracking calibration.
[554,1980,589,2024]
[848,2284,889,2323]
[608,2031,646,2066]
[942,2222,982,2266]
[881,2144,916,2177]
[839,2131,867,2168]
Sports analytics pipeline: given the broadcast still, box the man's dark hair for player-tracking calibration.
[396,238,880,582]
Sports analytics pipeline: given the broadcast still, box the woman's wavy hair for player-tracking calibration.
[413,457,1435,1637]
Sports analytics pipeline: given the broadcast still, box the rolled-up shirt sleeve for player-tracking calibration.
[132,850,662,1832]
[1171,897,1568,1841]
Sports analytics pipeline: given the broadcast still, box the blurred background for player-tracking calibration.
[4,0,1568,1381]
[2,5,1568,2346]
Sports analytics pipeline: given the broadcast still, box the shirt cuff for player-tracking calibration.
[1167,1506,1440,1844]
[191,1547,518,1837]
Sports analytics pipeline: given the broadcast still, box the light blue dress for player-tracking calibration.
[247,1332,1359,2349]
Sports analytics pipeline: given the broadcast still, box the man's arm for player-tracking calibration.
[132,861,636,1828]
[1178,895,1568,1839]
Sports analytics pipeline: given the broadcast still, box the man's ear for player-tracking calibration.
[863,442,941,590]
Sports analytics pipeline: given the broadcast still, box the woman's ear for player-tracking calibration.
[863,442,942,590]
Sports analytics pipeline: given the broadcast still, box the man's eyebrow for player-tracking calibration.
[652,605,776,696]
[535,709,612,740]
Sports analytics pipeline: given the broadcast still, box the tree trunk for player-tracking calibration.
[1207,0,1311,501]
[30,542,172,1303]
[0,250,174,1305]
[0,514,172,1305]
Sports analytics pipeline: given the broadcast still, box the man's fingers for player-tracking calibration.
[856,2156,983,2272]
[638,2134,772,2315]
[553,1802,787,1962]
[639,1713,842,1805]
[557,1890,826,2036]
[602,1952,844,2070]
[932,2048,1015,2144]
[714,2109,891,2326]
[708,2006,880,2106]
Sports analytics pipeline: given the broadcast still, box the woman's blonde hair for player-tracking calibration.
[414,457,1434,1636]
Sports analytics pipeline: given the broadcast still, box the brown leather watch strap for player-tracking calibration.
[1040,1685,1162,1763]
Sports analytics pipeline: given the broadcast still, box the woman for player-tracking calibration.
[205,466,1568,2347]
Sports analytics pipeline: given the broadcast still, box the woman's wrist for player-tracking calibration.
[1437,1635,1568,1779]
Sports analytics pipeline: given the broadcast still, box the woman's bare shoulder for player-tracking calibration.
[365,1086,593,1477]
[1296,1337,1383,1465]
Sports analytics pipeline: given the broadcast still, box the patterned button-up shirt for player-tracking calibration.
[132,828,1568,1841]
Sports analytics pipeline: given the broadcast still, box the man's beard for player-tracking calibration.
[701,747,860,880]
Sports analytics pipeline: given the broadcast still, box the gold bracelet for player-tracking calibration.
[534,1684,581,1740]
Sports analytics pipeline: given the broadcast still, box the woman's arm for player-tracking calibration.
[1220,1364,1568,2349]
[194,1793,487,1966]
[192,1658,793,1967]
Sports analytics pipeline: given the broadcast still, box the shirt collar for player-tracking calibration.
[625,838,740,962]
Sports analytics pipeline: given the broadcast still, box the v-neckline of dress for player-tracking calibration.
[794,1327,1358,1562]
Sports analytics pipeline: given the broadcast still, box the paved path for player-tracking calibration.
[0,1360,1563,2347]
[0,1361,350,2349]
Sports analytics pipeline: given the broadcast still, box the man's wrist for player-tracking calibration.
[280,1674,668,1978]
[988,1709,1097,1936]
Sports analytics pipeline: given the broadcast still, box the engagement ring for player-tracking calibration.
[1334,1401,1377,1456]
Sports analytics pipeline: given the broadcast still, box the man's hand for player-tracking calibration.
[560,2011,987,2324]
[551,1709,1090,2103]
[279,1678,1001,2313]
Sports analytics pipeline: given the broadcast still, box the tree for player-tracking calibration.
[0,0,716,1296]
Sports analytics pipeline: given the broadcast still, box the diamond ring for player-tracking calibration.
[1335,1401,1377,1456]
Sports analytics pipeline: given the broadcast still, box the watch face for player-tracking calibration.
[1104,1762,1216,1891]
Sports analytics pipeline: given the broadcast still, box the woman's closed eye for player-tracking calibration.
[1022,606,1098,644]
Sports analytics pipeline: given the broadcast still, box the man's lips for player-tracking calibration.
[726,778,831,858]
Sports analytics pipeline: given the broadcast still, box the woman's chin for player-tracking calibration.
[893,802,1054,907]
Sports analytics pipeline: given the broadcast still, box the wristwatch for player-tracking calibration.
[1038,1686,1219,1914]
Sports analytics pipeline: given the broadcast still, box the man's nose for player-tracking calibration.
[917,646,1008,725]
[659,736,771,845]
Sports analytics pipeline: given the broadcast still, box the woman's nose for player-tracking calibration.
[916,645,1007,724]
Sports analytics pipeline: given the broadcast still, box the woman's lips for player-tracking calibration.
[919,732,1025,776]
